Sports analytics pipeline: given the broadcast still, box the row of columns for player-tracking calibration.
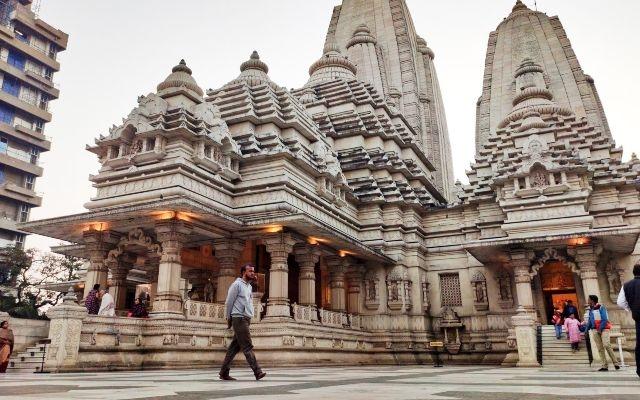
[82,226,365,320]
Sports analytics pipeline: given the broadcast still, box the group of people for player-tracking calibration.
[84,284,149,318]
[552,300,581,351]
[552,296,620,372]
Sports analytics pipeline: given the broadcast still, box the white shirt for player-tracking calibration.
[98,292,116,316]
[617,287,630,312]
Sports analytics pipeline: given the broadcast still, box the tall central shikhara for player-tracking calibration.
[324,0,455,201]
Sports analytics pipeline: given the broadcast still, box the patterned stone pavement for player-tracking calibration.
[1,366,639,400]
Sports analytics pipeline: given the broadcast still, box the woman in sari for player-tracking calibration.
[0,320,14,373]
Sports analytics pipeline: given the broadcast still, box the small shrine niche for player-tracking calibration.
[440,306,463,354]
[495,269,514,309]
[363,269,380,310]
[529,164,549,188]
[470,271,489,311]
[386,266,412,311]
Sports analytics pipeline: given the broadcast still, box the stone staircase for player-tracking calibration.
[540,325,590,367]
[8,341,47,373]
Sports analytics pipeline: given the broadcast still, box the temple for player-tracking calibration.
[17,0,639,371]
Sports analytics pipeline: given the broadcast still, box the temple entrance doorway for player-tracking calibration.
[539,261,580,323]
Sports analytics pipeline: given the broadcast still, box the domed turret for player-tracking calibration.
[347,24,377,48]
[157,59,204,101]
[305,41,357,87]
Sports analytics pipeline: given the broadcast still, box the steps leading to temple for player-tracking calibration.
[8,343,47,373]
[540,325,590,367]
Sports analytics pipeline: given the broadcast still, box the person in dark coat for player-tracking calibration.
[130,298,148,318]
[85,284,101,315]
[617,261,640,379]
[563,300,579,321]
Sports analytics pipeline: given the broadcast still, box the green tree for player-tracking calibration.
[0,246,83,318]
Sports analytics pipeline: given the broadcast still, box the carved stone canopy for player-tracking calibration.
[530,248,578,277]
[106,228,162,263]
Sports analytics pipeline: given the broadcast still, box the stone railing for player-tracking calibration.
[291,303,317,324]
[184,300,225,322]
[319,308,356,329]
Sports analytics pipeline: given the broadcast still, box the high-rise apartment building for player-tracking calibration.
[0,0,67,248]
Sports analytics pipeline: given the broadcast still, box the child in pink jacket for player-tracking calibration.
[563,313,582,352]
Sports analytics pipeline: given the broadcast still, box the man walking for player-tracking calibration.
[583,294,620,371]
[617,261,640,379]
[219,263,266,381]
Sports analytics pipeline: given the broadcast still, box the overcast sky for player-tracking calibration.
[27,0,640,251]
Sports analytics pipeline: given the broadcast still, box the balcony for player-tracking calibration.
[0,181,42,206]
[0,59,59,97]
[0,123,50,150]
[0,216,23,234]
[0,24,61,71]
[0,149,43,176]
[0,89,51,122]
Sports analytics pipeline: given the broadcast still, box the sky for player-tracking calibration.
[26,0,640,252]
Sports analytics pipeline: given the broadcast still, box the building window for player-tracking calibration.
[48,43,57,60]
[24,174,34,190]
[19,85,38,105]
[14,233,25,249]
[2,75,20,97]
[0,136,7,153]
[29,147,39,164]
[33,119,44,133]
[18,204,29,222]
[0,1,15,27]
[14,28,29,43]
[7,50,26,71]
[439,273,462,307]
[44,67,53,81]
[145,137,155,151]
[0,165,4,184]
[0,103,14,125]
[38,93,49,110]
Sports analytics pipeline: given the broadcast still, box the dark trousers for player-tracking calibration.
[220,317,261,376]
[635,319,640,375]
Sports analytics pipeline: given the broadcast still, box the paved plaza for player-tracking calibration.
[1,366,639,400]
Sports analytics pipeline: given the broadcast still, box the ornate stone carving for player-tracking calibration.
[495,269,514,309]
[364,269,380,310]
[386,266,412,311]
[420,275,430,312]
[470,271,489,311]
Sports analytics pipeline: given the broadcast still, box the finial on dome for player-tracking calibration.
[323,41,341,55]
[512,0,530,13]
[347,23,377,48]
[240,50,269,74]
[157,59,204,99]
[306,40,357,86]
[172,59,193,75]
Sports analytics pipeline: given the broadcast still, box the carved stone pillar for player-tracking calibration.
[326,256,347,312]
[151,220,192,318]
[213,238,246,303]
[264,233,295,318]
[82,230,119,299]
[510,250,535,316]
[293,243,321,311]
[45,289,87,371]
[346,265,364,315]
[571,244,601,302]
[512,306,540,367]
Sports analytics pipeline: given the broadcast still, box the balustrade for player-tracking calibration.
[183,300,225,322]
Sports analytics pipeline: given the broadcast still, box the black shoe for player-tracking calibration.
[255,371,267,381]
[614,365,620,370]
[598,368,609,372]
[219,373,237,381]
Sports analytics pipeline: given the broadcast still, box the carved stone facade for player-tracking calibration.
[20,0,638,370]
